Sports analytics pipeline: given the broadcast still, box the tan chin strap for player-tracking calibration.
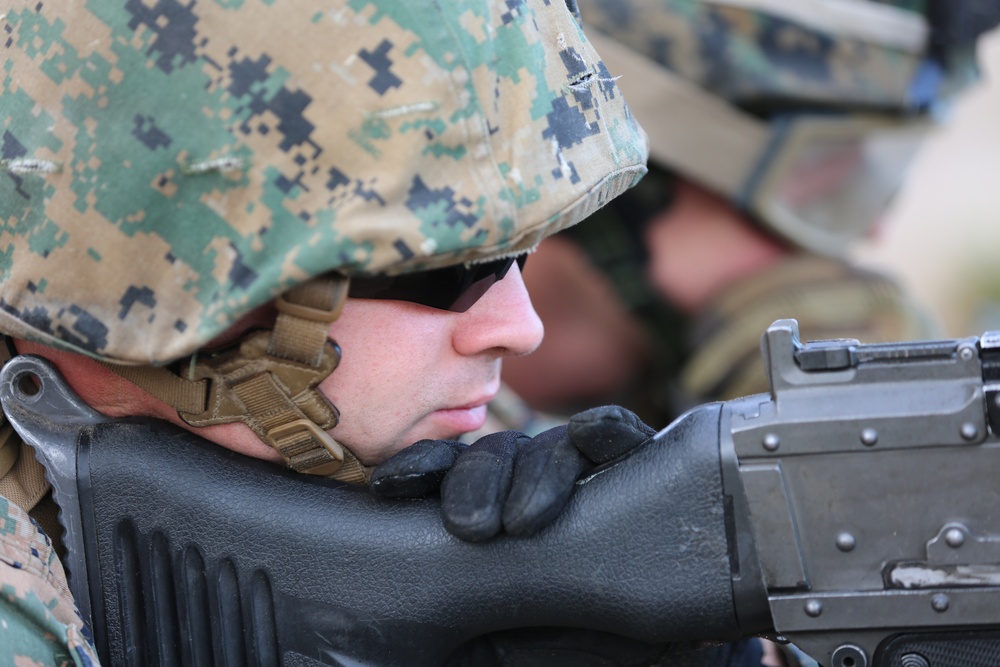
[103,275,372,484]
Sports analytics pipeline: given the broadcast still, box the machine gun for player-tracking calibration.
[2,319,1000,666]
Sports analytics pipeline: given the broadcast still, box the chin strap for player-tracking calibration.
[102,275,372,484]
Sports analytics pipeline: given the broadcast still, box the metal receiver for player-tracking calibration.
[726,319,1000,667]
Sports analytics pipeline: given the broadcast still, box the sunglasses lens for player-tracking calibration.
[348,254,526,312]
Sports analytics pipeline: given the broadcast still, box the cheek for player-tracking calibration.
[325,303,421,405]
[329,300,449,378]
[318,300,457,457]
[321,310,412,455]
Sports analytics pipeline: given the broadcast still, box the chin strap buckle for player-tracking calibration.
[267,419,346,477]
[104,274,372,484]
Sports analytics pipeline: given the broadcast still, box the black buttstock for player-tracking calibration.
[75,404,743,666]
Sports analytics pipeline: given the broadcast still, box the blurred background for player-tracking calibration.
[495,3,1000,435]
[856,27,1000,336]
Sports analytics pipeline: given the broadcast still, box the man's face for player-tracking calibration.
[320,263,543,465]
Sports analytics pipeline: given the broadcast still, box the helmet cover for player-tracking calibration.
[1,0,648,363]
[578,0,928,111]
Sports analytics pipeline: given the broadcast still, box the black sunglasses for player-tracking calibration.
[347,254,527,313]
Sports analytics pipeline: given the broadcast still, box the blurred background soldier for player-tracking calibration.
[502,0,1000,428]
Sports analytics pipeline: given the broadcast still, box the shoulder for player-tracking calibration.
[681,255,938,401]
[0,493,101,666]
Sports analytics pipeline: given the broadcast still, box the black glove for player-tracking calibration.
[370,405,656,541]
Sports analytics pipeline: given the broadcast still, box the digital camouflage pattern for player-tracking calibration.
[0,0,648,365]
[578,0,927,110]
[0,493,99,666]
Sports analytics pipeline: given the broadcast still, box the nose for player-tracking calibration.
[451,262,544,358]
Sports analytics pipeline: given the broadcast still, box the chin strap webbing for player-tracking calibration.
[102,275,372,484]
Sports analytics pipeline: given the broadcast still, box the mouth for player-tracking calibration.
[431,393,496,435]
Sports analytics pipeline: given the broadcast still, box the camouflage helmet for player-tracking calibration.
[582,0,932,110]
[0,0,648,365]
[577,0,939,254]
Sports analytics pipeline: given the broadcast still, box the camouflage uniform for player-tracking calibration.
[678,255,937,404]
[1,0,647,661]
[0,482,99,666]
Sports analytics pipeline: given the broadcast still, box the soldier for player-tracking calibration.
[0,0,662,663]
[503,0,998,427]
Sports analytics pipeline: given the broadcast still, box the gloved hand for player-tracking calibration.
[370,405,656,541]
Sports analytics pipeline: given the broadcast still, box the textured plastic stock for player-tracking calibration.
[76,404,739,666]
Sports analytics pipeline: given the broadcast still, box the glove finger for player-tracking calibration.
[502,425,589,537]
[568,405,656,464]
[369,439,465,498]
[441,430,525,542]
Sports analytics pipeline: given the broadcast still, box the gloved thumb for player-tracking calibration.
[370,439,465,498]
[568,405,656,464]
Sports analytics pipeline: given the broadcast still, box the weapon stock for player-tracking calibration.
[0,354,752,667]
[5,315,1000,666]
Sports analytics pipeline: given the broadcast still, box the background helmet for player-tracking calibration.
[576,0,998,254]
[0,0,648,365]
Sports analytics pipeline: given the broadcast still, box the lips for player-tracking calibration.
[431,391,496,436]
[447,394,496,412]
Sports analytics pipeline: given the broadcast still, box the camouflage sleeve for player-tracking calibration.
[0,494,100,666]
[679,255,940,404]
